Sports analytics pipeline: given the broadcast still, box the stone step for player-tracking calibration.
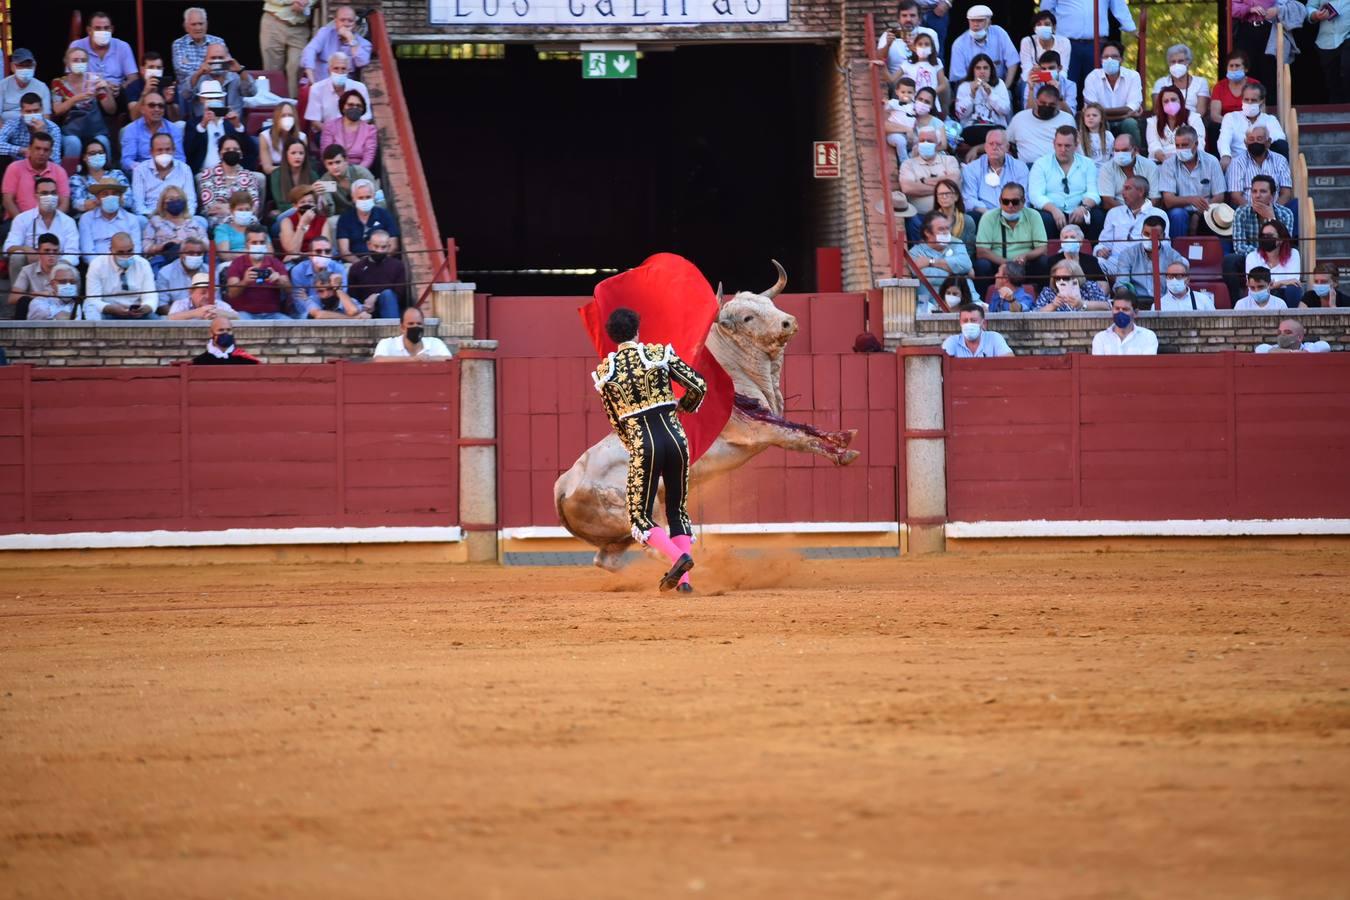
[1297,105,1350,125]
[1301,143,1350,166]
[1296,125,1350,145]
[1307,186,1350,208]
[1312,229,1350,258]
[1308,167,1350,189]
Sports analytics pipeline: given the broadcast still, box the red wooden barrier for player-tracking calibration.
[489,294,899,528]
[0,363,459,535]
[945,353,1350,522]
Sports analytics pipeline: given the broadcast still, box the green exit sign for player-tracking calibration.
[582,49,637,79]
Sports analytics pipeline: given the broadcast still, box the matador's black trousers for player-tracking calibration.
[621,407,692,543]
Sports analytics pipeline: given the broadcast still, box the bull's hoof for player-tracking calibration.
[594,545,631,572]
[825,428,858,448]
[833,449,861,466]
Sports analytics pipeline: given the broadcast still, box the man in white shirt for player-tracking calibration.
[1233,266,1288,311]
[1092,295,1158,355]
[1096,176,1167,276]
[1006,83,1075,166]
[1217,82,1288,168]
[875,1,941,82]
[84,232,158,319]
[130,132,197,216]
[942,302,1014,357]
[373,307,452,361]
[1038,0,1136,89]
[1158,260,1216,311]
[2,176,79,270]
[1082,40,1143,147]
[303,52,371,131]
[1255,319,1332,353]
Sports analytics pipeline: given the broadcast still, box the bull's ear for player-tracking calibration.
[715,282,725,306]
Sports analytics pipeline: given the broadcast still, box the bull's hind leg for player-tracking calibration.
[729,399,861,466]
[594,541,634,572]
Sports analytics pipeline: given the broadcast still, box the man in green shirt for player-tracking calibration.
[974,183,1049,293]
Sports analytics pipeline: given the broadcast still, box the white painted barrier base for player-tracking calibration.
[0,526,464,551]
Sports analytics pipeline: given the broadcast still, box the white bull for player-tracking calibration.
[554,261,861,571]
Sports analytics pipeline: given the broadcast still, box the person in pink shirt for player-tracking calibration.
[318,88,376,169]
[2,131,70,218]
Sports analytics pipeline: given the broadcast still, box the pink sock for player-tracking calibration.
[671,535,693,585]
[644,527,683,565]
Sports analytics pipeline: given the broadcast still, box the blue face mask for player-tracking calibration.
[114,255,132,269]
[1113,151,1135,167]
[1227,68,1246,82]
[1250,288,1270,302]
[917,141,937,160]
[1103,58,1122,76]
[1176,148,1196,163]
[56,282,79,298]
[100,194,121,214]
[87,153,106,170]
[1313,283,1332,297]
[1112,311,1133,329]
[1001,209,1021,222]
[1060,240,1081,254]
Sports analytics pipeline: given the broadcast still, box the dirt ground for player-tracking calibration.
[1,548,1348,899]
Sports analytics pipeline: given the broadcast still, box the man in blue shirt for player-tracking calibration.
[119,93,184,173]
[1029,125,1104,238]
[949,5,1020,86]
[943,303,1014,357]
[290,234,350,314]
[960,129,1028,221]
[68,13,139,88]
[301,6,372,83]
[1039,0,1137,91]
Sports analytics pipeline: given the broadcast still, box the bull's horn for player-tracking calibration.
[763,259,787,299]
[716,282,724,305]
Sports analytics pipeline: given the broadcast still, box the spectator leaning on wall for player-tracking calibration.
[1255,319,1332,354]
[373,307,452,361]
[192,316,259,365]
[942,302,1014,358]
[1091,294,1158,356]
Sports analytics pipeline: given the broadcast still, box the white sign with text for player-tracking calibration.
[430,0,789,26]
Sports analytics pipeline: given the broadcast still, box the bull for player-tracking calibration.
[554,261,861,571]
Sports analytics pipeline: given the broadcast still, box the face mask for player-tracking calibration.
[917,141,937,160]
[946,294,963,307]
[934,233,952,245]
[913,100,932,116]
[1258,237,1278,253]
[969,27,988,40]
[312,254,329,269]
[182,254,203,270]
[233,210,255,226]
[14,68,33,84]
[87,153,106,170]
[56,282,78,298]
[1313,283,1332,297]
[38,194,58,212]
[1228,68,1246,82]
[1166,278,1187,296]
[960,321,982,340]
[279,115,296,132]
[1035,105,1057,120]
[1000,209,1021,222]
[1113,151,1135,167]
[1276,333,1300,350]
[70,62,88,75]
[1060,240,1081,254]
[1243,102,1261,117]
[1247,142,1267,157]
[1112,311,1133,329]
[221,150,242,167]
[247,243,267,258]
[145,68,163,79]
[369,251,388,263]
[343,106,363,121]
[406,325,424,344]
[1103,58,1121,76]
[1169,63,1189,79]
[331,72,348,88]
[166,198,187,215]
[92,30,112,47]
[153,152,174,168]
[216,332,235,350]
[23,112,42,126]
[100,194,121,213]
[1034,25,1053,41]
[1176,148,1196,163]
[1163,100,1182,116]
[355,197,376,213]
[115,255,133,269]
[1250,288,1270,303]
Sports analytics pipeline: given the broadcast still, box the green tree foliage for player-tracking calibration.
[1137,0,1220,91]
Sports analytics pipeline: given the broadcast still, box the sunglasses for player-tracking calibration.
[145,102,165,108]
[1001,197,1023,207]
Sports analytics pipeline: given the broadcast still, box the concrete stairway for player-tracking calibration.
[1300,106,1350,278]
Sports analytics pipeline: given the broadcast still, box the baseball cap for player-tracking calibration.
[968,5,993,18]
[12,48,35,65]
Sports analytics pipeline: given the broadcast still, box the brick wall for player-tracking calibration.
[0,322,484,367]
[914,311,1350,355]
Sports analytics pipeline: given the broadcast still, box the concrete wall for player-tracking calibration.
[0,321,482,367]
[914,311,1350,355]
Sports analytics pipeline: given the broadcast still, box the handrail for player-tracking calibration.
[864,13,902,281]
[1136,3,1147,89]
[365,10,449,307]
[1276,22,1289,123]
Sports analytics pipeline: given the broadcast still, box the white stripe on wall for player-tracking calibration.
[946,519,1350,538]
[0,526,464,551]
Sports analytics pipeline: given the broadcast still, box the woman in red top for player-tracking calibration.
[279,185,333,260]
[1207,49,1260,154]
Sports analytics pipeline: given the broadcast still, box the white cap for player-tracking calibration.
[968,4,993,19]
[198,79,225,99]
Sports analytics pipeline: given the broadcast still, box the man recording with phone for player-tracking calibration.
[224,225,292,319]
[84,231,158,319]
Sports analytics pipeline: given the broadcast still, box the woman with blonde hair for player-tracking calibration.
[143,185,208,273]
[1077,102,1114,168]
[257,101,305,175]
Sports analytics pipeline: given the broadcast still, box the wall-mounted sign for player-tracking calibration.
[430,0,789,27]
[813,141,840,178]
[582,48,637,78]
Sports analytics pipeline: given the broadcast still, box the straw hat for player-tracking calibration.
[197,79,226,100]
[190,272,213,289]
[88,176,128,194]
[1203,202,1235,236]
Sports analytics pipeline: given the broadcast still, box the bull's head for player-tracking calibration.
[715,260,798,353]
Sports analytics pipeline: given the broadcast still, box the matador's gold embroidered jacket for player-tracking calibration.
[593,342,707,450]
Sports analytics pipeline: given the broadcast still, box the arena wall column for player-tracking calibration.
[457,346,500,562]
[900,341,946,554]
[879,277,920,338]
[432,282,478,338]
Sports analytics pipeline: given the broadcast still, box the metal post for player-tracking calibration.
[1093,0,1101,66]
[136,0,145,59]
[1151,232,1161,310]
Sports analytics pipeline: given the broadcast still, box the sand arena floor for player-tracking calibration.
[1,548,1348,899]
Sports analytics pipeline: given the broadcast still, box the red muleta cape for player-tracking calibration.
[579,253,734,463]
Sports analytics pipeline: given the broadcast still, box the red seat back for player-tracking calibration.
[61,157,80,176]
[245,109,271,136]
[1174,236,1224,279]
[1194,281,1232,309]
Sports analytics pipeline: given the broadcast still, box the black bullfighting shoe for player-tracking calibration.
[659,554,694,592]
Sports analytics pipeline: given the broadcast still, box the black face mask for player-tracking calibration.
[368,252,387,263]
[1035,105,1058,120]
[221,150,242,166]
[216,332,235,350]
[1258,237,1278,252]
[406,325,423,344]
[1246,142,1267,158]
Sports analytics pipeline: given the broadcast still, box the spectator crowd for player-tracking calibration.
[0,4,412,325]
[875,0,1350,326]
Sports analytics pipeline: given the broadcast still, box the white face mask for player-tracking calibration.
[1167,278,1188,296]
[182,254,204,270]
[934,232,952,245]
[70,61,88,74]
[92,30,112,47]
[1169,63,1188,79]
[15,67,34,84]
[280,115,296,131]
[946,294,963,307]
[915,45,931,60]
[960,321,983,341]
[312,254,329,269]
[913,100,932,116]
[247,243,267,258]
[153,152,174,167]
[1243,102,1261,117]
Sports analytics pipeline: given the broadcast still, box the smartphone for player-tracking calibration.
[1031,68,1053,84]
[1322,3,1340,18]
